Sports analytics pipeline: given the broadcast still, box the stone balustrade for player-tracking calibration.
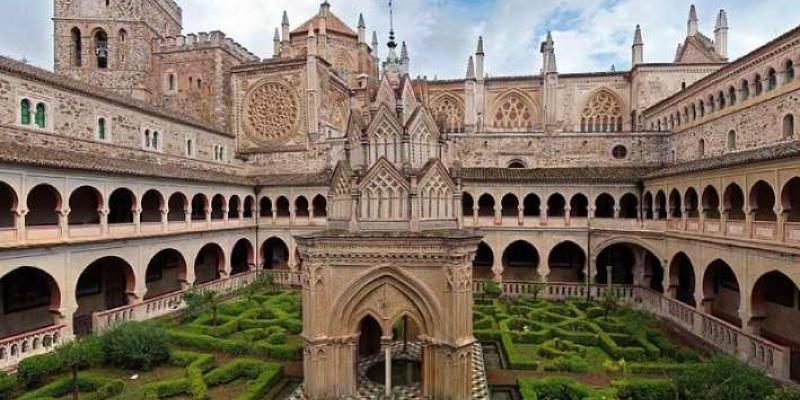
[0,325,67,371]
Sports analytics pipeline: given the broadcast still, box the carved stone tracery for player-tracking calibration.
[244,80,299,142]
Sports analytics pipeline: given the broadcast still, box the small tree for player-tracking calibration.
[182,288,220,325]
[599,289,619,319]
[57,339,100,400]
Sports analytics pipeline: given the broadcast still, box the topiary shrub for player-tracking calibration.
[518,377,591,400]
[675,356,774,400]
[99,322,171,371]
[614,378,676,400]
[0,371,13,400]
[17,352,64,389]
[768,388,800,400]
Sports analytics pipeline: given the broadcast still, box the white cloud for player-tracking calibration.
[0,0,797,79]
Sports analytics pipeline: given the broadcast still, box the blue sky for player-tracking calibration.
[1,0,797,79]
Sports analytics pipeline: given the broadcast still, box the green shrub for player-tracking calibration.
[237,365,282,400]
[17,353,64,389]
[99,322,171,371]
[614,378,675,400]
[143,379,189,399]
[17,374,117,400]
[675,356,774,400]
[768,388,800,400]
[0,371,14,400]
[518,377,591,400]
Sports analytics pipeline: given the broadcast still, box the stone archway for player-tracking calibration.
[297,232,479,400]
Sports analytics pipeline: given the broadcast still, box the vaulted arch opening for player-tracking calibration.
[295,196,310,218]
[668,189,682,219]
[191,194,208,221]
[595,244,634,285]
[473,241,494,280]
[276,197,290,218]
[655,191,667,220]
[548,242,585,283]
[231,239,254,275]
[594,193,615,218]
[26,184,61,226]
[782,177,800,222]
[0,267,61,339]
[701,260,741,326]
[228,195,241,219]
[547,193,566,217]
[145,249,186,299]
[502,240,539,281]
[262,237,289,270]
[523,193,541,217]
[643,192,654,219]
[461,193,474,217]
[749,181,777,222]
[260,197,273,218]
[140,189,163,223]
[68,186,102,225]
[0,182,17,228]
[751,271,800,349]
[723,184,745,220]
[619,193,638,219]
[312,195,327,218]
[108,188,135,224]
[210,194,225,220]
[194,243,224,284]
[74,257,135,336]
[477,194,494,217]
[243,196,254,219]
[684,188,699,218]
[702,186,721,219]
[167,193,187,222]
[570,194,588,218]
[669,253,696,307]
[500,194,518,218]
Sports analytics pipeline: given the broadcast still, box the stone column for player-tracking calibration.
[133,208,142,234]
[745,205,754,238]
[517,204,524,226]
[719,204,728,236]
[492,249,503,283]
[290,204,296,225]
[776,205,786,242]
[222,206,229,223]
[564,206,572,226]
[384,344,392,398]
[161,208,169,232]
[15,209,26,242]
[493,203,501,225]
[58,209,69,239]
[204,206,211,228]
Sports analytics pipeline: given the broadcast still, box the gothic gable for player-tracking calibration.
[400,78,419,124]
[374,75,398,111]
[406,106,442,168]
[418,159,456,220]
[358,158,410,221]
[365,104,405,166]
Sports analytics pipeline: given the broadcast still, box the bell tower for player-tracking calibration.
[53,0,182,100]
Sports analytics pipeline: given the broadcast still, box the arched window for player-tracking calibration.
[34,103,46,128]
[492,92,535,130]
[144,129,151,148]
[432,95,464,133]
[507,160,526,169]
[70,27,82,67]
[94,29,108,69]
[581,89,623,133]
[186,138,193,157]
[784,114,795,139]
[754,74,763,96]
[740,79,750,100]
[119,29,126,42]
[717,91,725,110]
[767,68,777,91]
[20,99,31,125]
[698,139,705,158]
[698,99,705,117]
[168,74,175,91]
[728,86,736,106]
[152,131,159,150]
[97,117,107,140]
[785,60,795,83]
[727,130,737,151]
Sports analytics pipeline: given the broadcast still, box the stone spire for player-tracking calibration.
[475,36,485,82]
[675,43,683,61]
[320,0,331,15]
[688,5,699,37]
[632,25,644,67]
[466,55,475,80]
[357,13,366,44]
[281,11,290,42]
[372,30,379,58]
[273,28,281,57]
[400,41,409,63]
[714,9,729,59]
[307,25,317,56]
[540,31,557,74]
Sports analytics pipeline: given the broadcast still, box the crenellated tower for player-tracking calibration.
[53,0,183,100]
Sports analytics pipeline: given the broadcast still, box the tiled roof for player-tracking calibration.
[292,11,358,38]
[0,140,253,185]
[457,167,654,184]
[646,142,800,179]
[253,172,332,187]
[0,56,230,136]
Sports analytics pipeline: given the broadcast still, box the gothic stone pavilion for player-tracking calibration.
[1,0,800,396]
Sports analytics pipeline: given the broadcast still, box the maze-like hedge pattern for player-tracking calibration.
[474,298,700,373]
[167,290,304,361]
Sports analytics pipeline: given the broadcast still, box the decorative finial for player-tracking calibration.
[358,13,366,29]
[477,36,484,55]
[282,10,289,26]
[633,25,643,45]
[466,56,475,80]
[387,0,397,49]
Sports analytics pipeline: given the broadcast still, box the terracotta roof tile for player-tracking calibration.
[457,167,653,184]
[291,11,357,38]
[646,142,800,179]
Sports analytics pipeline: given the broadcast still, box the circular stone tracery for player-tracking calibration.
[244,80,299,141]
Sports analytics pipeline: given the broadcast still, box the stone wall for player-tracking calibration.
[0,65,239,169]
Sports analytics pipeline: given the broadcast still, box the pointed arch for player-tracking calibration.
[329,265,443,338]
[365,104,404,165]
[581,88,624,133]
[418,160,456,220]
[430,93,464,133]
[407,107,442,168]
[490,89,537,130]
